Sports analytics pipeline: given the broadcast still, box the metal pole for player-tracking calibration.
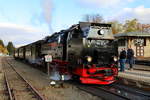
[47,62,50,76]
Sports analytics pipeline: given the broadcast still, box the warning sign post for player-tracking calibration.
[45,55,52,76]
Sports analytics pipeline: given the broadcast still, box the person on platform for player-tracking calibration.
[119,48,126,72]
[127,46,134,70]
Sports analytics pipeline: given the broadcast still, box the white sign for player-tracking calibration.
[45,55,52,62]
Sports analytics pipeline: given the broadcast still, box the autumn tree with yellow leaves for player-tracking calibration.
[0,39,8,54]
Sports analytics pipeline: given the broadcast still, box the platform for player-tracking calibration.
[118,64,150,84]
[132,64,150,71]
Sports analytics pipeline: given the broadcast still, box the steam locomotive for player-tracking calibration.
[14,22,118,85]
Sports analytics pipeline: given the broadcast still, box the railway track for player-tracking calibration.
[4,72,13,100]
[0,57,10,100]
[2,57,150,100]
[2,58,47,100]
[75,82,150,100]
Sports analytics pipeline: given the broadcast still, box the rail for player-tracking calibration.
[4,72,14,100]
[73,81,150,100]
[3,58,48,100]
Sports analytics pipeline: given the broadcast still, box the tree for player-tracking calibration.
[0,45,4,53]
[123,19,140,32]
[3,47,8,54]
[108,21,124,34]
[0,45,8,54]
[7,42,15,55]
[0,39,4,47]
[83,14,104,23]
[0,39,8,55]
[137,23,150,33]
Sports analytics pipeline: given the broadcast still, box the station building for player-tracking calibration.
[114,31,150,60]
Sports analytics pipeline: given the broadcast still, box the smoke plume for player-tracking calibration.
[42,0,53,33]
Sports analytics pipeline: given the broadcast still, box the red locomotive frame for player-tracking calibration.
[49,59,118,85]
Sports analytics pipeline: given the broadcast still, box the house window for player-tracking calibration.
[144,38,146,46]
[134,38,146,46]
[118,39,125,46]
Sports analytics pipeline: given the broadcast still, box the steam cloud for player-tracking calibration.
[42,0,53,33]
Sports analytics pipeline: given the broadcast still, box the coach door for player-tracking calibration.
[136,46,144,57]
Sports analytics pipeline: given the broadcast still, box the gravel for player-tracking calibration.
[6,57,102,100]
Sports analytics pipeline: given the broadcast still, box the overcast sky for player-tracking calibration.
[0,0,150,47]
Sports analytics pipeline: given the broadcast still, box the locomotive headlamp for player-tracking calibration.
[87,56,92,62]
[113,56,118,62]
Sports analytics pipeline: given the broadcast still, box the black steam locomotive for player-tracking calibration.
[14,22,118,85]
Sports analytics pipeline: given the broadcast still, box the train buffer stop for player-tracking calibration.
[118,64,150,87]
